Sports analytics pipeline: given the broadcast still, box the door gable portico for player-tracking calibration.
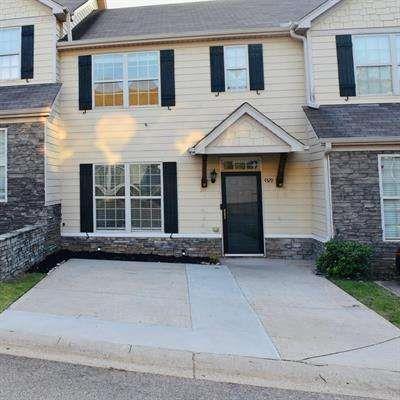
[190,102,306,155]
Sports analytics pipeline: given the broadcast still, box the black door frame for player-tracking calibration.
[221,172,265,255]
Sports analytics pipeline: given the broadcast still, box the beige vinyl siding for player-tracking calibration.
[59,36,314,236]
[0,0,57,85]
[45,97,61,205]
[307,122,330,240]
[312,0,400,31]
[310,0,400,105]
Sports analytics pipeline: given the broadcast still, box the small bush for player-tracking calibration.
[316,239,373,279]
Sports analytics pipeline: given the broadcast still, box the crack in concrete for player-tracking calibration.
[300,335,400,362]
[184,264,194,331]
[225,265,282,359]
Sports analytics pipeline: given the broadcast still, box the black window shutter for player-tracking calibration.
[210,46,225,92]
[21,25,34,80]
[78,55,92,110]
[80,164,94,233]
[248,44,265,91]
[336,35,356,97]
[163,162,178,234]
[160,50,175,107]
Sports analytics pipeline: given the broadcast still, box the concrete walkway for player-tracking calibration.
[376,281,400,297]
[0,260,278,358]
[0,258,399,399]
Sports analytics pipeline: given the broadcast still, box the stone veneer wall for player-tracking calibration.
[329,150,399,278]
[61,236,326,261]
[0,122,62,253]
[265,238,325,260]
[61,236,223,259]
[0,225,47,281]
[0,122,45,232]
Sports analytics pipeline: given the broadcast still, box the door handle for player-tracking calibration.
[220,204,227,220]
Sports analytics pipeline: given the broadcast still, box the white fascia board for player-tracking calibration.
[203,145,293,155]
[37,0,66,14]
[320,136,400,145]
[297,0,344,29]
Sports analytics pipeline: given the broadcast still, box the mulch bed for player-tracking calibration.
[28,250,217,274]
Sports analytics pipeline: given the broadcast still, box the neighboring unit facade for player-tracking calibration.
[0,0,399,277]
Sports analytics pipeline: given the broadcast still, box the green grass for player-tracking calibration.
[0,273,45,313]
[331,279,400,328]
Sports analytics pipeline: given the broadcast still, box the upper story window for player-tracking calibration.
[128,52,159,106]
[93,51,160,108]
[93,54,124,107]
[379,155,400,241]
[0,27,21,80]
[0,129,6,201]
[224,45,249,91]
[353,34,400,96]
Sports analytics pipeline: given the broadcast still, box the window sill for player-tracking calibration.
[94,230,163,236]
[92,105,161,110]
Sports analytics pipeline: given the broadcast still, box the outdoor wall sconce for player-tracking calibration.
[210,169,217,183]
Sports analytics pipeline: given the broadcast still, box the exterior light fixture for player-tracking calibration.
[210,169,217,183]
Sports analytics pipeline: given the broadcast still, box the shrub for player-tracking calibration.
[316,239,373,279]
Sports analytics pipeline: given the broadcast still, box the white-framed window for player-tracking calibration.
[128,52,159,106]
[94,164,126,230]
[0,27,21,81]
[353,34,400,96]
[0,129,6,202]
[93,163,163,232]
[379,155,400,241]
[221,157,261,172]
[224,45,249,91]
[130,164,162,230]
[93,51,160,108]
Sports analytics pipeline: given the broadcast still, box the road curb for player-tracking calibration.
[0,331,399,400]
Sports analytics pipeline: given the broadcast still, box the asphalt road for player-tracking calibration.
[0,354,373,400]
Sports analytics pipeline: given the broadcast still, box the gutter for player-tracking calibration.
[289,23,319,109]
[320,136,400,145]
[57,26,290,50]
[0,107,51,119]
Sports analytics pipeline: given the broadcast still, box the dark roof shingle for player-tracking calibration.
[304,104,400,140]
[0,83,62,114]
[72,0,327,41]
[54,0,89,11]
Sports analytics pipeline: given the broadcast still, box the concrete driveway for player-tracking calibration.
[0,258,399,398]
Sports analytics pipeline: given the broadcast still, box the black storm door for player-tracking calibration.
[221,172,264,255]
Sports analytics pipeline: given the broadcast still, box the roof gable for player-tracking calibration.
[304,103,400,143]
[0,83,62,118]
[297,0,344,28]
[36,0,91,12]
[68,0,328,43]
[191,103,305,155]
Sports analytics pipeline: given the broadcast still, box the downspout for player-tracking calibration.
[290,23,319,108]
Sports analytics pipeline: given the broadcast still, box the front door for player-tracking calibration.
[221,172,264,255]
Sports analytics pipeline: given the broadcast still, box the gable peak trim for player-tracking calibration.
[297,0,344,29]
[190,102,306,155]
[36,0,66,13]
